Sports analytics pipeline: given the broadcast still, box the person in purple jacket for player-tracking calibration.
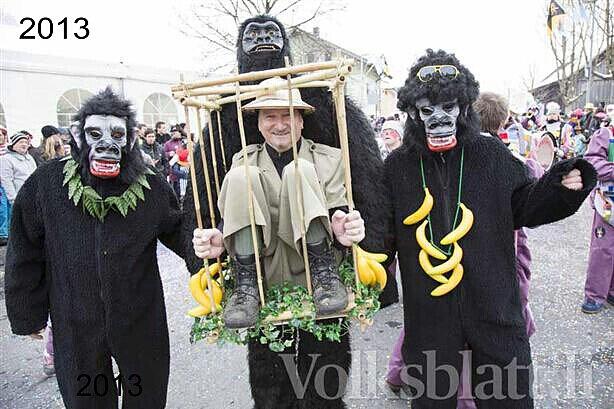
[581,125,614,314]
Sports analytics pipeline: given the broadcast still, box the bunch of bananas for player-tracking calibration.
[187,262,225,317]
[403,187,473,296]
[355,246,388,289]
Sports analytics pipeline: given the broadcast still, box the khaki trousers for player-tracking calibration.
[218,159,335,286]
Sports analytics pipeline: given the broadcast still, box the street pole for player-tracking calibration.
[585,0,596,107]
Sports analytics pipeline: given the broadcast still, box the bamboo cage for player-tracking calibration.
[174,59,364,326]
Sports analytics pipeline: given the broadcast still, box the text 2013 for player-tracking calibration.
[76,373,142,397]
[20,17,89,40]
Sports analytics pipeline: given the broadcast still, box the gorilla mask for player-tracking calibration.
[416,98,460,152]
[72,87,146,185]
[241,21,284,55]
[83,115,127,178]
[236,15,290,75]
[397,49,480,154]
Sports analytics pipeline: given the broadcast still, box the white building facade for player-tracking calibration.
[0,49,198,144]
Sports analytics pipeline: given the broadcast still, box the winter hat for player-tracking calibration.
[8,132,30,150]
[380,120,404,139]
[41,125,60,139]
[545,101,561,116]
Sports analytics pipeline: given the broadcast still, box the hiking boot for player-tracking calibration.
[223,254,261,328]
[307,239,348,315]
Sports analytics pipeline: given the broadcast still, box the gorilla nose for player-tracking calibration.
[95,145,120,155]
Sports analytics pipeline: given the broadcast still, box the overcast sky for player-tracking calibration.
[2,0,561,109]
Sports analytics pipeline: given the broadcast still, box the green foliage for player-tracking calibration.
[62,158,152,222]
[190,254,381,352]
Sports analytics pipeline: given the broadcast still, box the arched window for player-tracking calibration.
[143,93,178,127]
[57,88,94,127]
[0,102,6,128]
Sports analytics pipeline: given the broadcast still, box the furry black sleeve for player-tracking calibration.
[157,172,185,259]
[378,157,399,308]
[4,174,48,336]
[511,157,597,229]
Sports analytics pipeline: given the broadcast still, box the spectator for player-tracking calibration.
[141,127,168,174]
[163,125,185,161]
[169,148,189,202]
[0,132,38,243]
[0,126,9,245]
[378,120,403,160]
[155,121,170,145]
[31,125,61,166]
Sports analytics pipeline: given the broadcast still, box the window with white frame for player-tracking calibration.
[143,93,178,127]
[57,89,94,127]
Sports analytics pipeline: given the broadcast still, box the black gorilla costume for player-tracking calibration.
[181,15,398,409]
[5,88,184,409]
[383,49,596,408]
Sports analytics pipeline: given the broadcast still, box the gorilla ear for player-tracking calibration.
[408,107,417,121]
[71,126,82,149]
[130,135,137,150]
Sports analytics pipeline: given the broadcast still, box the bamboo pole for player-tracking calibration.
[180,97,221,110]
[194,107,219,312]
[284,57,313,296]
[183,102,217,314]
[234,75,266,307]
[203,103,221,196]
[332,83,360,287]
[214,68,349,107]
[215,111,227,173]
[172,80,338,99]
[171,59,353,92]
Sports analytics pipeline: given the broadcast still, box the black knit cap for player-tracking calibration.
[41,125,60,139]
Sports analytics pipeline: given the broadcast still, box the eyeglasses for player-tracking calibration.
[417,65,459,82]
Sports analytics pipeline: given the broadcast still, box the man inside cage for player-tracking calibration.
[192,76,365,328]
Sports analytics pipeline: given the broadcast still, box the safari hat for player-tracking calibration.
[243,77,315,113]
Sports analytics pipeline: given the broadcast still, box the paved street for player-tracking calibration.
[0,201,612,408]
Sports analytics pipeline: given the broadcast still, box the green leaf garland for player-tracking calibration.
[62,158,155,222]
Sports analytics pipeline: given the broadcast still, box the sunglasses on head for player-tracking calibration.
[417,65,459,82]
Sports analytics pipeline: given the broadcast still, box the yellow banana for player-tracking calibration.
[422,242,463,277]
[357,255,376,286]
[366,258,387,289]
[403,187,433,225]
[418,250,449,284]
[440,203,474,245]
[356,246,388,263]
[197,262,222,280]
[431,264,464,297]
[189,271,221,308]
[208,280,224,305]
[188,304,211,317]
[415,220,447,260]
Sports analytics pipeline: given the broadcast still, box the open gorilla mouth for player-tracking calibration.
[427,133,457,151]
[90,159,121,178]
[250,44,281,53]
